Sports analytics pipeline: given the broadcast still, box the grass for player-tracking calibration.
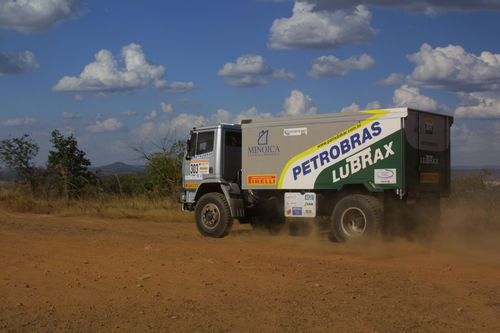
[1,172,498,230]
[0,186,192,223]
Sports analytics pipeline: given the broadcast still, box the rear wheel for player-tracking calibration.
[195,193,233,238]
[330,194,382,242]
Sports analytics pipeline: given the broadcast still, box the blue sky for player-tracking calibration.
[1,0,500,167]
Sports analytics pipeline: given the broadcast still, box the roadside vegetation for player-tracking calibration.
[1,133,498,229]
[0,133,190,222]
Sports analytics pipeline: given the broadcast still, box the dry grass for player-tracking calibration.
[1,172,498,230]
[0,186,192,223]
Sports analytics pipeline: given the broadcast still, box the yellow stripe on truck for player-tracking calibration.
[277,109,390,189]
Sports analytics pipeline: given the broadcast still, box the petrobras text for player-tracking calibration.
[291,122,382,181]
[278,112,401,189]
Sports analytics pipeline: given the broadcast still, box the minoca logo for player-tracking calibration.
[258,129,268,145]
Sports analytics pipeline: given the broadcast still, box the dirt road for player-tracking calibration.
[1,209,499,332]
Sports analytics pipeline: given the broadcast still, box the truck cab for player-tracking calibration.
[180,124,243,213]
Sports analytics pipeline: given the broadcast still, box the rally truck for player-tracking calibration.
[178,108,453,241]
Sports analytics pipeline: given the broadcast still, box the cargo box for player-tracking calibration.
[241,108,453,195]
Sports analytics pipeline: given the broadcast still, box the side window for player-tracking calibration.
[225,131,241,147]
[197,131,214,155]
[188,132,196,157]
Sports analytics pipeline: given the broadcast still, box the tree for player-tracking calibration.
[0,134,39,187]
[131,136,186,195]
[47,130,94,198]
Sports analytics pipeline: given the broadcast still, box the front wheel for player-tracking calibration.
[195,193,233,238]
[330,194,382,242]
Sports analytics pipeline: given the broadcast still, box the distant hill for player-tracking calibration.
[91,162,145,177]
[2,163,145,181]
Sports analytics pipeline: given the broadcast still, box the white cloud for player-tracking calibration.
[392,85,439,111]
[52,43,197,94]
[268,3,377,50]
[144,110,157,121]
[366,101,382,109]
[95,92,107,99]
[308,54,375,79]
[340,103,360,113]
[211,109,233,124]
[154,80,198,94]
[455,92,500,119]
[452,122,500,154]
[221,75,269,88]
[205,107,275,125]
[160,102,174,116]
[134,113,207,141]
[73,94,84,102]
[340,101,382,113]
[87,118,123,132]
[2,117,37,127]
[272,68,296,80]
[62,111,80,119]
[280,90,317,116]
[119,110,137,116]
[375,73,404,86]
[407,43,500,92]
[53,43,164,92]
[218,54,272,77]
[0,50,38,77]
[297,1,500,15]
[217,54,294,87]
[234,107,273,123]
[0,0,84,33]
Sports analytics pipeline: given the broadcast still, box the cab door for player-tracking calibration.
[222,130,242,182]
[183,130,215,190]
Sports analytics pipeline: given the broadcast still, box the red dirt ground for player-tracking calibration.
[1,208,499,332]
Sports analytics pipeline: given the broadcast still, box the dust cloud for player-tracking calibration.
[231,201,500,266]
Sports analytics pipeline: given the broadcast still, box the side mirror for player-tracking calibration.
[185,139,192,160]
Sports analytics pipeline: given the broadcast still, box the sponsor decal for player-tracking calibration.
[332,142,395,183]
[374,168,397,184]
[424,118,434,134]
[420,154,439,165]
[185,175,202,181]
[278,109,392,189]
[294,122,383,181]
[284,127,307,137]
[248,129,280,156]
[190,159,210,175]
[193,152,213,159]
[247,174,277,185]
[185,182,199,189]
[420,172,439,184]
[258,129,269,145]
[284,192,316,217]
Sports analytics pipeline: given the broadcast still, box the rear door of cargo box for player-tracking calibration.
[404,109,453,194]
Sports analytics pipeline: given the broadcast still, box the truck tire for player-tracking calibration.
[195,193,233,238]
[330,194,382,242]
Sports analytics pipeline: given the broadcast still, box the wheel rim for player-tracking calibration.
[340,207,367,237]
[201,203,220,229]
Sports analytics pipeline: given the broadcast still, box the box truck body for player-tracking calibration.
[179,108,453,240]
